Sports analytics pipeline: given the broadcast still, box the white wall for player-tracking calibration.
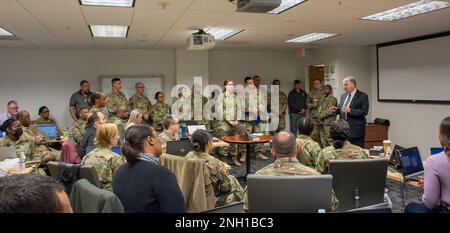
[0,49,176,128]
[370,46,448,159]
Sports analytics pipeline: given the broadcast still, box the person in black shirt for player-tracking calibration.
[288,79,307,136]
[112,124,186,213]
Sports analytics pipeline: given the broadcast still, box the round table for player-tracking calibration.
[223,135,273,178]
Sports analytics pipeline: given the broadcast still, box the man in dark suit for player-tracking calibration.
[330,77,369,148]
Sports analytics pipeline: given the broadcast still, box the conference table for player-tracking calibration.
[222,135,273,179]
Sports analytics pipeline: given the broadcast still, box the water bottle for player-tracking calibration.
[19,152,26,170]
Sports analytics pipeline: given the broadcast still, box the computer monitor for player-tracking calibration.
[398,147,424,178]
[111,146,121,155]
[431,147,445,156]
[389,144,405,169]
[247,174,333,213]
[328,158,388,211]
[34,124,58,139]
[166,139,193,156]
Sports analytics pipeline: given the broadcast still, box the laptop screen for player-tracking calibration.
[34,124,58,139]
[431,147,444,155]
[187,125,206,134]
[112,146,121,155]
[399,147,424,177]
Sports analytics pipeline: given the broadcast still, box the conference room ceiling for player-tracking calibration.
[0,0,449,49]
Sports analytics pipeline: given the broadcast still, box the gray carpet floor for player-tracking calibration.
[219,153,423,213]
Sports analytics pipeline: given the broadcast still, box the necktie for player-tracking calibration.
[341,94,351,120]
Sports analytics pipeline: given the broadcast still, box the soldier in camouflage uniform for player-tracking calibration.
[317,85,338,148]
[90,91,110,119]
[268,79,287,134]
[307,79,324,143]
[108,106,128,145]
[215,80,243,166]
[241,77,268,161]
[128,82,152,124]
[173,87,191,121]
[81,123,125,190]
[72,107,89,144]
[243,131,338,212]
[150,91,171,133]
[35,106,63,136]
[106,78,128,117]
[0,119,35,161]
[190,83,209,126]
[16,111,59,162]
[315,119,369,174]
[158,114,180,153]
[296,117,322,169]
[185,129,243,206]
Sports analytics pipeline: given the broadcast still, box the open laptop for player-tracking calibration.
[187,125,206,135]
[166,139,193,156]
[0,147,17,161]
[398,147,424,180]
[431,147,445,156]
[247,174,333,213]
[34,124,59,139]
[389,144,405,170]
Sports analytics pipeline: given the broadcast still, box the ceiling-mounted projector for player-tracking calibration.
[186,30,215,50]
[236,0,281,13]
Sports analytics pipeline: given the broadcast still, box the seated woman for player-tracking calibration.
[405,116,450,213]
[185,129,244,207]
[34,106,63,136]
[158,114,180,153]
[315,119,369,174]
[296,117,322,168]
[112,124,186,213]
[125,109,143,130]
[0,119,35,161]
[81,123,124,190]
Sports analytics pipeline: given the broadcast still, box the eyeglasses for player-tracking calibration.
[41,111,49,113]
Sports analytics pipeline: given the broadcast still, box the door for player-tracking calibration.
[309,65,325,91]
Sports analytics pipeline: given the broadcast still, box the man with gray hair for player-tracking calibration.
[330,76,369,148]
[158,114,180,153]
[129,82,152,124]
[242,131,339,211]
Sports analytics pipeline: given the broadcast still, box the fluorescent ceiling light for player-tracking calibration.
[286,33,339,43]
[89,25,128,38]
[268,0,307,14]
[80,0,134,7]
[361,0,450,22]
[0,26,14,36]
[205,28,244,40]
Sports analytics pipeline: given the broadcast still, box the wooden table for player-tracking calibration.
[369,155,421,188]
[222,135,273,178]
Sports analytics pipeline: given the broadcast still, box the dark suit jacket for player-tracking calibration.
[336,90,369,138]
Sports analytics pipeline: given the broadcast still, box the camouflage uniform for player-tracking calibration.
[71,118,87,144]
[150,102,171,133]
[296,135,322,169]
[190,94,209,126]
[185,151,244,206]
[268,90,287,134]
[22,126,60,162]
[159,130,180,154]
[317,95,338,147]
[215,92,242,160]
[243,157,339,212]
[315,141,370,174]
[106,90,128,116]
[81,146,125,190]
[307,89,324,143]
[108,115,126,145]
[90,105,110,119]
[128,94,152,117]
[0,134,35,161]
[242,87,265,155]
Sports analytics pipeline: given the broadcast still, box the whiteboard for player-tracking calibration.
[377,33,450,103]
[100,75,163,104]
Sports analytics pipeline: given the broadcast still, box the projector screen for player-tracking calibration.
[377,32,450,104]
